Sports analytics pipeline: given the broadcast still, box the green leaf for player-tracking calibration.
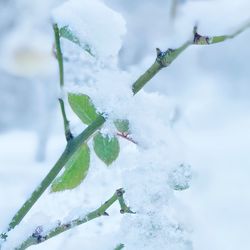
[114,119,130,133]
[68,93,99,125]
[51,143,90,192]
[93,132,120,166]
[59,26,94,56]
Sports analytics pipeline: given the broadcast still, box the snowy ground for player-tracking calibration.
[1,0,250,249]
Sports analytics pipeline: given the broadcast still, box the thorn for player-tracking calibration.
[103,212,109,216]
[156,48,162,56]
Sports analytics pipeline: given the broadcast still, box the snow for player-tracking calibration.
[52,0,126,60]
[1,0,250,249]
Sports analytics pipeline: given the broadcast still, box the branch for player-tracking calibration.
[132,21,250,94]
[193,20,250,45]
[116,188,135,214]
[3,115,106,236]
[132,41,192,94]
[15,189,132,250]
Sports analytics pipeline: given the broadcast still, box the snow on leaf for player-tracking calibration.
[52,0,126,59]
[93,132,120,166]
[51,143,90,192]
[59,26,94,56]
[68,93,99,125]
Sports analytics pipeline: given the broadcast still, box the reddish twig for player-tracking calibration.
[117,132,137,145]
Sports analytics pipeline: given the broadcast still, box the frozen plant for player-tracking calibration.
[1,0,250,249]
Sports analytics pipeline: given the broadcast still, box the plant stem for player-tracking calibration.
[53,24,64,88]
[58,98,73,141]
[194,21,250,45]
[132,21,250,93]
[116,132,137,145]
[116,189,135,214]
[132,60,162,95]
[16,189,128,250]
[132,41,191,94]
[5,115,106,234]
[53,23,73,141]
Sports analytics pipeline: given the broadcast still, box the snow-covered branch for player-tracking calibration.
[16,189,132,250]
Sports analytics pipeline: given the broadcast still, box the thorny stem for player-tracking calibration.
[15,189,131,250]
[132,21,250,94]
[2,20,250,244]
[132,40,191,94]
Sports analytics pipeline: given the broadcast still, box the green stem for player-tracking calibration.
[194,21,250,45]
[132,21,250,93]
[5,115,106,234]
[58,98,73,141]
[15,189,126,250]
[53,23,64,88]
[132,41,191,94]
[53,23,73,141]
[116,189,135,214]
[132,61,162,95]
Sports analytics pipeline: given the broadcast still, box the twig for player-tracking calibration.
[15,189,132,250]
[116,132,137,145]
[132,21,250,94]
[116,188,135,214]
